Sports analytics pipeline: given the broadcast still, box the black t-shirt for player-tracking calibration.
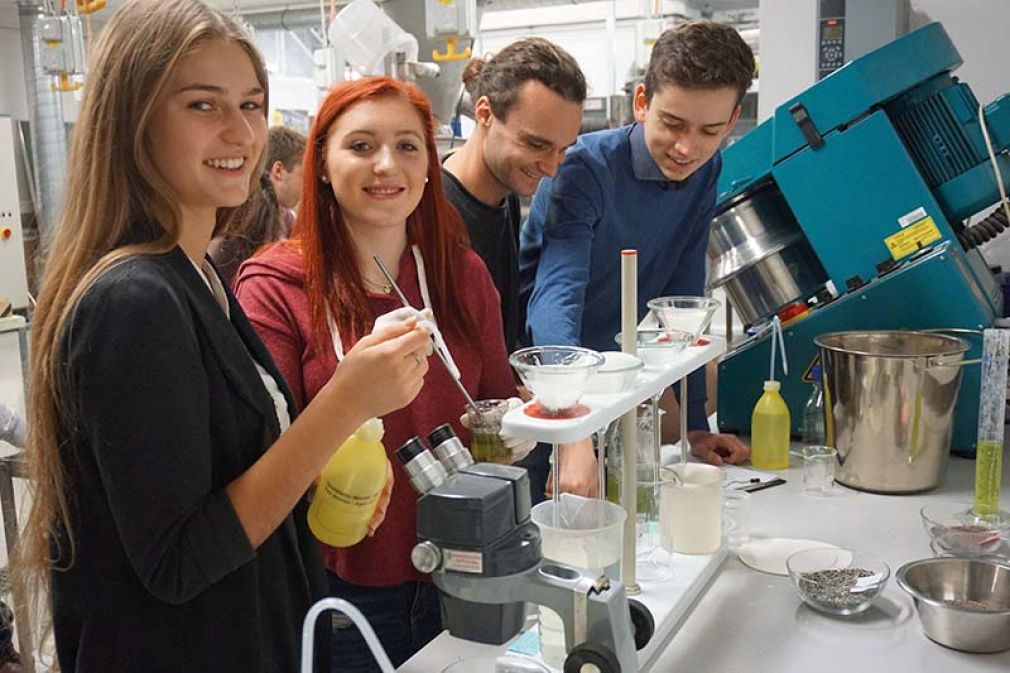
[441,166,523,351]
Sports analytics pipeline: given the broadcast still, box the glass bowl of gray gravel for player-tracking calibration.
[787,547,891,616]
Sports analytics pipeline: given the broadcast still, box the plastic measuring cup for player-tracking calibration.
[530,495,626,668]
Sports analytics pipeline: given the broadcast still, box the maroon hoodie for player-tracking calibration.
[234,243,517,586]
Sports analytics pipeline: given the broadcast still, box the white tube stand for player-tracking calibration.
[301,598,396,673]
[620,250,640,595]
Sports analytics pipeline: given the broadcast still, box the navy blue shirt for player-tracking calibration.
[519,123,719,431]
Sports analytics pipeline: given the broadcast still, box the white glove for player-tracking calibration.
[499,398,536,463]
[0,404,27,449]
[460,397,536,464]
[371,307,435,356]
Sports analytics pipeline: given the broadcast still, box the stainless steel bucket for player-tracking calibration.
[816,331,971,494]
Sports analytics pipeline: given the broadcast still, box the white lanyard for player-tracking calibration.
[327,245,431,361]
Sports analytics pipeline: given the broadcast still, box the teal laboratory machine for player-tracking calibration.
[711,23,1010,455]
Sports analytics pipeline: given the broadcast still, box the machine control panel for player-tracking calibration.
[818,0,846,79]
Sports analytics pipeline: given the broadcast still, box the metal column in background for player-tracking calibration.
[0,318,32,672]
[17,1,68,259]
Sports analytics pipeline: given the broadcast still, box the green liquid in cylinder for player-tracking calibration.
[974,439,1004,518]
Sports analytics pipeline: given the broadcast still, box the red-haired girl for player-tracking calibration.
[235,77,526,669]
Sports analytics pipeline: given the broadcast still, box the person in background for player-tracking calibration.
[264,125,307,235]
[15,1,430,671]
[442,38,597,503]
[210,125,307,286]
[235,77,533,671]
[520,21,754,466]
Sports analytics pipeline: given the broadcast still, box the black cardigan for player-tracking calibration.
[51,247,327,672]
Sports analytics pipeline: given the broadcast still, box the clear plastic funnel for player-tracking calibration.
[647,296,720,341]
[509,346,604,413]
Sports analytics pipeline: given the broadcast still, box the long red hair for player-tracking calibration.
[294,77,476,350]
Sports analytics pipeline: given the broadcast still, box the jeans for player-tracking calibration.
[328,572,442,673]
[515,443,551,506]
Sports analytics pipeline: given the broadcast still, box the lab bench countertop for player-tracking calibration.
[653,452,1010,673]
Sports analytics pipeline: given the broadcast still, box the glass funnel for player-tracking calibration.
[509,346,604,415]
[646,296,720,341]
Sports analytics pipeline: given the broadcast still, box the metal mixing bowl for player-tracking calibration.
[897,557,1010,653]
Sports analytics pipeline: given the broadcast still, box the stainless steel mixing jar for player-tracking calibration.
[708,184,828,325]
[815,331,971,493]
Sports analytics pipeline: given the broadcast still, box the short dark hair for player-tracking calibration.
[266,126,307,171]
[462,38,587,120]
[644,21,755,104]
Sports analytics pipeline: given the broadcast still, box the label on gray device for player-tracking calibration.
[443,549,483,574]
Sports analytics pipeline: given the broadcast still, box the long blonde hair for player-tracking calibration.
[16,0,268,630]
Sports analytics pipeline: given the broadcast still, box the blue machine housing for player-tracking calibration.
[715,23,1010,454]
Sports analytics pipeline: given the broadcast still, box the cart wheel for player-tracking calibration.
[563,642,620,673]
[628,598,654,650]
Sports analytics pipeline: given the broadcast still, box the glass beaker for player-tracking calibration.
[466,399,511,464]
[530,495,625,669]
[601,401,671,580]
[802,445,837,496]
[723,490,752,552]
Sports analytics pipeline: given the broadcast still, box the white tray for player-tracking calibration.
[501,336,726,443]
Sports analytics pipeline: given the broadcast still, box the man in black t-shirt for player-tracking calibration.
[442,38,586,353]
[442,38,592,502]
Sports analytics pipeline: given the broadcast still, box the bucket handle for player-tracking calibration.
[917,328,983,367]
[927,356,982,368]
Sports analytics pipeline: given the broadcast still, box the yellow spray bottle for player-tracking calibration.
[751,317,791,470]
[308,417,389,547]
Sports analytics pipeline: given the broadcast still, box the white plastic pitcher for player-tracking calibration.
[530,494,626,669]
[329,0,418,75]
[660,463,724,554]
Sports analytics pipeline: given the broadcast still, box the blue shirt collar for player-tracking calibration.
[629,122,696,187]
[630,122,667,182]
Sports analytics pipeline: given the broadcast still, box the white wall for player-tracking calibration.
[909,0,1010,106]
[757,0,817,121]
[0,5,28,121]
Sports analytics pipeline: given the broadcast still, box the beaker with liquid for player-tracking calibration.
[530,495,625,669]
[466,399,511,464]
[602,402,671,579]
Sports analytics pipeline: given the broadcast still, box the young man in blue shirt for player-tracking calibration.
[520,21,754,465]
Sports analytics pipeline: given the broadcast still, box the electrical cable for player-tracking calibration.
[961,102,1010,251]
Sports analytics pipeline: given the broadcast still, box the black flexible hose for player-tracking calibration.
[960,207,1010,250]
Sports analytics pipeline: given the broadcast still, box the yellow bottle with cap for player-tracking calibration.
[308,418,388,547]
[751,380,791,470]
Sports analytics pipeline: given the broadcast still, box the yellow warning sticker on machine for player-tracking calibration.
[884,216,941,260]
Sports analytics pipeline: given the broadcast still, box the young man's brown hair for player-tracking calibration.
[644,21,755,104]
[462,37,587,120]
